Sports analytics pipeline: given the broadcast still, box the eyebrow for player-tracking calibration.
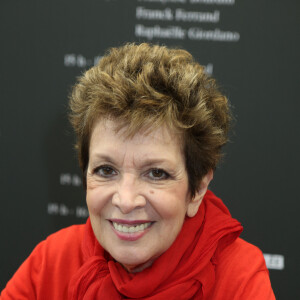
[89,153,176,168]
[89,154,117,165]
[137,158,175,168]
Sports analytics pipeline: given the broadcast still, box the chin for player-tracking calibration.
[120,258,154,273]
[116,253,148,267]
[110,249,154,272]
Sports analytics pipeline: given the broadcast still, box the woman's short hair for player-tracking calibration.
[69,43,231,197]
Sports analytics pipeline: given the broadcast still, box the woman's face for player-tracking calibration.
[86,119,210,272]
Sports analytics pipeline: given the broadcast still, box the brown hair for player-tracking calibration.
[69,43,231,197]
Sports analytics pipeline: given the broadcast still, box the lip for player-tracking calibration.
[110,218,152,225]
[109,219,154,241]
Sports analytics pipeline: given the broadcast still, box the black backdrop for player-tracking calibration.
[1,1,299,298]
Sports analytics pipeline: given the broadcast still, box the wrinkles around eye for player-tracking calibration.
[147,169,170,180]
[94,166,118,178]
[91,165,172,182]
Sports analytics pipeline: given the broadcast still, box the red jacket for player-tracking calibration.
[1,226,275,299]
[1,191,276,299]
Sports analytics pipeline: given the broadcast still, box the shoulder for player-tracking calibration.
[29,224,85,265]
[208,238,276,299]
[42,223,86,252]
[31,224,86,279]
[217,238,267,272]
[1,224,86,300]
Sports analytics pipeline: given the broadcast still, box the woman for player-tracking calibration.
[1,43,275,299]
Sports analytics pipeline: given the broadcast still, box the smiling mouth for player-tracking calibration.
[112,222,152,233]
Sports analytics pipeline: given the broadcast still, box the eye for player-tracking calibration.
[94,165,118,178]
[148,168,170,180]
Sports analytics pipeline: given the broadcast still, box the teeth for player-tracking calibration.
[112,222,151,233]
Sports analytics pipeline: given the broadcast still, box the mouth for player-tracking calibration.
[112,221,152,233]
[109,219,154,241]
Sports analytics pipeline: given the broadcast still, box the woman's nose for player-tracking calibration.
[112,174,146,214]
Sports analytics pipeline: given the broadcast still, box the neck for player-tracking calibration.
[122,259,154,273]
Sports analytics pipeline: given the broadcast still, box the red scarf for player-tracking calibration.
[68,191,243,299]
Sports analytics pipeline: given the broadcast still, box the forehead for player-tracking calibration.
[90,118,183,153]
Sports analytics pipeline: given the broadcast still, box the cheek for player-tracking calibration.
[86,186,113,215]
[149,187,189,220]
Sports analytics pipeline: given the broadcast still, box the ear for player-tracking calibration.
[186,169,213,218]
